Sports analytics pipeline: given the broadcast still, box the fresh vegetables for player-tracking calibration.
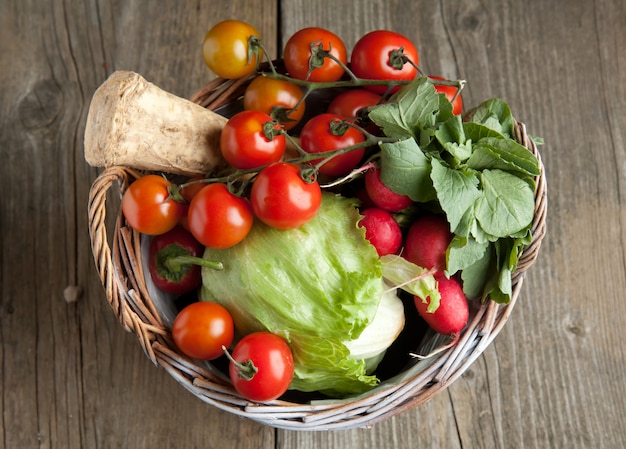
[327,88,383,119]
[350,30,420,94]
[414,275,469,336]
[200,194,409,396]
[249,162,322,230]
[121,175,185,236]
[202,20,262,79]
[243,76,306,130]
[92,21,541,401]
[219,110,286,169]
[84,71,228,177]
[403,214,453,274]
[299,113,366,176]
[358,208,403,256]
[148,226,223,295]
[283,27,347,82]
[172,302,234,360]
[364,166,414,212]
[430,75,464,116]
[187,183,254,249]
[225,332,294,402]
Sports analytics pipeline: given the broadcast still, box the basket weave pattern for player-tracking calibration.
[87,71,547,430]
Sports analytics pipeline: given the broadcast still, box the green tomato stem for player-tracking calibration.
[165,255,223,272]
[222,345,258,380]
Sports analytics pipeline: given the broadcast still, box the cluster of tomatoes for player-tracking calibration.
[120,20,464,402]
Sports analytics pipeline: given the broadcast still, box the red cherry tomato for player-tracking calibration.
[188,183,254,248]
[283,27,347,82]
[180,177,207,203]
[350,30,419,94]
[429,76,464,116]
[220,110,286,170]
[178,177,206,231]
[364,167,413,212]
[172,302,234,360]
[327,88,382,118]
[202,20,262,79]
[228,332,294,402]
[243,76,306,131]
[250,162,322,230]
[121,175,185,236]
[299,113,366,177]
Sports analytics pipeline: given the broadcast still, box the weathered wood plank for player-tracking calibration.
[276,0,626,448]
[0,1,277,448]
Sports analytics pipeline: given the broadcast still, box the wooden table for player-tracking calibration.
[2,0,624,447]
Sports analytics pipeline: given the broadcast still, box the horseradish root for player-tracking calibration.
[84,71,228,176]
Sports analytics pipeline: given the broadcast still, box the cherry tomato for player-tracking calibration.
[148,226,204,295]
[243,76,306,131]
[202,20,263,79]
[228,332,294,402]
[327,88,382,118]
[250,162,322,229]
[364,167,413,212]
[172,302,234,360]
[350,30,419,94]
[299,113,366,177]
[283,27,347,82]
[429,76,464,116]
[121,175,185,235]
[188,183,254,248]
[220,110,286,170]
[178,177,206,231]
[180,177,207,203]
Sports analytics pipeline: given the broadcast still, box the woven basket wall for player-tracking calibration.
[87,66,548,431]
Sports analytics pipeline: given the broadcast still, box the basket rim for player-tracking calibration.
[87,68,548,431]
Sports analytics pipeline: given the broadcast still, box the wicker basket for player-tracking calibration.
[87,68,547,431]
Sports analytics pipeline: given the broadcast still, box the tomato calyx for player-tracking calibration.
[388,47,412,70]
[270,105,296,126]
[298,165,319,184]
[222,345,259,381]
[165,181,189,205]
[306,41,350,80]
[262,119,283,141]
[329,117,350,136]
[308,41,329,74]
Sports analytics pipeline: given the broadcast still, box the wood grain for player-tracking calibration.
[1,0,625,447]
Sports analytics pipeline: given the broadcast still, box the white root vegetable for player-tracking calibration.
[84,70,228,176]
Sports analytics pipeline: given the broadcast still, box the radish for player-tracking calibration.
[404,214,452,274]
[364,167,413,212]
[414,275,469,335]
[358,208,402,256]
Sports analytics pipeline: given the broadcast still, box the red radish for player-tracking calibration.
[414,275,469,335]
[364,167,413,212]
[404,214,453,273]
[358,208,402,256]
